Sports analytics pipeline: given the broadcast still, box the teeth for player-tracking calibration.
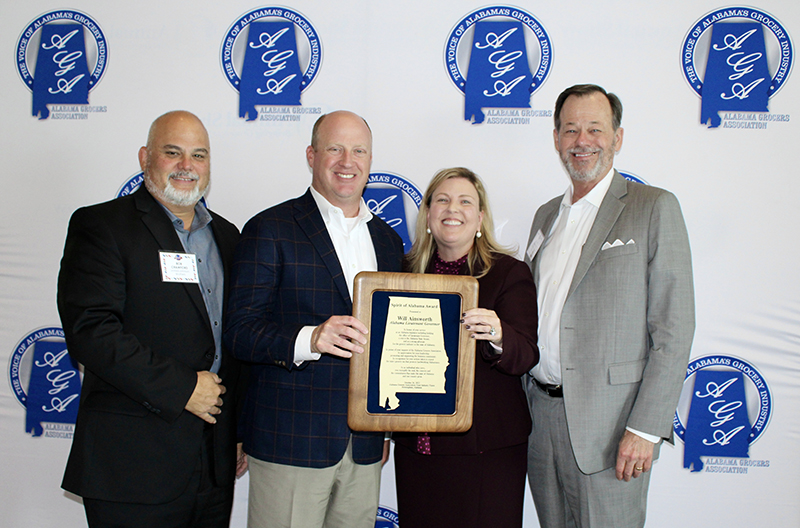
[443,220,462,225]
[337,173,356,179]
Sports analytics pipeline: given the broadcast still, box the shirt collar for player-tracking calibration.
[309,186,373,226]
[159,200,212,232]
[561,168,616,209]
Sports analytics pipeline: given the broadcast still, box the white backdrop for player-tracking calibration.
[1,1,798,527]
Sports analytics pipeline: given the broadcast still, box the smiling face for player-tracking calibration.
[139,111,210,212]
[554,92,623,184]
[426,176,484,262]
[306,111,372,217]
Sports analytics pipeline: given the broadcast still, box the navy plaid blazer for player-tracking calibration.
[224,189,404,468]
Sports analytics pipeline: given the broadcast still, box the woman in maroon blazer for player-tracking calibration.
[394,167,539,528]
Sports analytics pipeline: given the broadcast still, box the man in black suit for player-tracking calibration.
[57,111,245,528]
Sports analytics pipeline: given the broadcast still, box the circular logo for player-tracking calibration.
[221,6,322,92]
[674,355,772,445]
[117,172,145,198]
[365,172,423,253]
[445,5,552,94]
[375,506,399,528]
[681,7,793,98]
[8,327,66,408]
[618,170,648,185]
[16,10,108,91]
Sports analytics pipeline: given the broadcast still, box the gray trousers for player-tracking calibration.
[527,381,651,528]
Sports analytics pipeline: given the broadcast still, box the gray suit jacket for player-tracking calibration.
[526,171,695,474]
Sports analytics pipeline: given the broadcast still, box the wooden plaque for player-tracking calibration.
[348,271,478,433]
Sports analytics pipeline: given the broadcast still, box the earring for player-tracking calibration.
[476,230,482,238]
[426,227,431,234]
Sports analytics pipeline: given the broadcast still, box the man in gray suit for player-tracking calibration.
[525,84,695,528]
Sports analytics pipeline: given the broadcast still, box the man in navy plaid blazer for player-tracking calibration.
[225,111,404,528]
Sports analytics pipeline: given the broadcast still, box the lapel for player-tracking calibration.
[293,190,352,307]
[134,188,212,329]
[533,199,562,283]
[567,170,627,299]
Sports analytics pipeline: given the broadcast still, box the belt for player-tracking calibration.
[534,378,563,398]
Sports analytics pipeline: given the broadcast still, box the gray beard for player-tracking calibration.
[145,171,208,207]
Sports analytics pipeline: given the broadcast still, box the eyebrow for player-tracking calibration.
[160,144,209,154]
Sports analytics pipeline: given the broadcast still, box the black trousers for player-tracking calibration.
[83,427,233,528]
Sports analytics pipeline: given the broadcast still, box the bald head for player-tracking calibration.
[146,111,209,150]
[139,111,211,213]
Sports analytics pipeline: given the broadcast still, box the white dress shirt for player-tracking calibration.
[293,187,378,364]
[532,171,614,386]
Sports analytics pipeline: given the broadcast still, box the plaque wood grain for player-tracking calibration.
[348,271,478,432]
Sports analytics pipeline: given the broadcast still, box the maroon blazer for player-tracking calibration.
[395,254,538,455]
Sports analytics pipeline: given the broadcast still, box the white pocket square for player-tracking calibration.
[601,238,636,250]
[601,239,625,250]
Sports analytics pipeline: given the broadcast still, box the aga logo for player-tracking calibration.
[674,355,772,473]
[16,10,108,120]
[364,173,423,253]
[681,7,793,128]
[445,6,553,124]
[8,327,81,439]
[221,7,322,121]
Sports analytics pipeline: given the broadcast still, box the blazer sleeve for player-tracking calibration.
[627,191,695,439]
[480,257,539,376]
[224,213,302,369]
[57,207,198,423]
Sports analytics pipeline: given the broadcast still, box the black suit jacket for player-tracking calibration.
[57,187,243,504]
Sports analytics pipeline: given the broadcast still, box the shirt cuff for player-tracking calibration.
[294,326,322,366]
[626,426,660,444]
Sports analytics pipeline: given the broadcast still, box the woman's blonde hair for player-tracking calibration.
[406,167,511,278]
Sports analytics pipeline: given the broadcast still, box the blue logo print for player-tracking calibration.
[674,356,772,472]
[375,506,399,528]
[365,173,423,253]
[117,172,144,198]
[221,7,322,121]
[8,327,81,438]
[681,8,793,128]
[619,171,648,185]
[446,6,552,124]
[16,10,108,120]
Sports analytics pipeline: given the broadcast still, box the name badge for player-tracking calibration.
[526,230,544,261]
[159,251,199,283]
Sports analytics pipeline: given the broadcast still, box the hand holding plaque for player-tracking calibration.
[348,271,477,433]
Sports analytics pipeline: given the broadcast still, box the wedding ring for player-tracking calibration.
[489,326,496,336]
[635,466,643,471]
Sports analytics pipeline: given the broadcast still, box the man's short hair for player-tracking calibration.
[310,112,372,150]
[554,84,623,131]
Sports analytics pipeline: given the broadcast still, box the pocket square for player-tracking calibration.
[601,239,625,250]
[626,239,635,245]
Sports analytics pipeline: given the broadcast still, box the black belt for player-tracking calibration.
[534,378,563,398]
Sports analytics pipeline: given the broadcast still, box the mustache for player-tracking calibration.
[168,171,199,181]
[567,147,601,154]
